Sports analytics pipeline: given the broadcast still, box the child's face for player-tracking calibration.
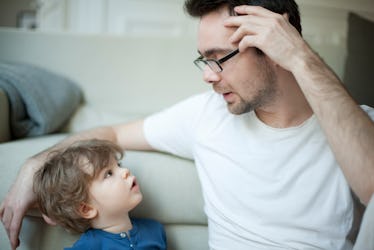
[87,158,143,219]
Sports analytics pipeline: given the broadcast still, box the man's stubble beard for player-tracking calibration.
[228,59,278,115]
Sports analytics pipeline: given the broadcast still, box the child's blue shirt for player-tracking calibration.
[64,218,166,250]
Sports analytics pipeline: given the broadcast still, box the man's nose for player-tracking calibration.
[202,66,221,84]
[122,168,130,179]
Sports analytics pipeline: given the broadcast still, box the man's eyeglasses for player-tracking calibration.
[193,49,239,73]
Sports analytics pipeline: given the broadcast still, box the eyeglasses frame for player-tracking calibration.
[194,48,240,73]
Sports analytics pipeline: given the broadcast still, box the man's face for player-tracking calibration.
[197,6,278,114]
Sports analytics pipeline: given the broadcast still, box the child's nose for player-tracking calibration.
[122,168,130,179]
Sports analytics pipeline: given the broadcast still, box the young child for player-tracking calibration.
[33,139,167,250]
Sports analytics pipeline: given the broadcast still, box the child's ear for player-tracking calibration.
[78,203,98,219]
[42,214,58,226]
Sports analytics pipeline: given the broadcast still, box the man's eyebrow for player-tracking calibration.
[197,48,233,58]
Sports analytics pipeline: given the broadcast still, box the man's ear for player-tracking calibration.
[283,13,289,21]
[78,203,98,219]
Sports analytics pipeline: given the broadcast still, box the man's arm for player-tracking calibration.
[0,119,151,250]
[225,5,374,205]
[291,44,374,205]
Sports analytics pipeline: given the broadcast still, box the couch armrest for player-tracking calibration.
[0,88,11,142]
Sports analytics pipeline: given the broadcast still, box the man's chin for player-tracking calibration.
[227,103,253,115]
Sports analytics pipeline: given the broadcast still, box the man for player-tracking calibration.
[1,0,374,249]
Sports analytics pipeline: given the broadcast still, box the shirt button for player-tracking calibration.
[120,232,127,238]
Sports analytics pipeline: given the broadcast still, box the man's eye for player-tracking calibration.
[117,161,122,167]
[104,170,113,178]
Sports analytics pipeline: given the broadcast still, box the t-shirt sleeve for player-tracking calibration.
[361,105,374,121]
[143,92,210,159]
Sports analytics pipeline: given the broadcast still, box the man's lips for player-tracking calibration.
[223,92,234,102]
[213,87,235,102]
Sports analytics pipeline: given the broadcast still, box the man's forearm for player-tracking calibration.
[30,119,151,170]
[30,126,118,167]
[293,44,374,204]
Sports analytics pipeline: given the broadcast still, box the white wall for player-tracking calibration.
[34,0,374,78]
[35,0,374,38]
[298,0,374,77]
[36,0,197,36]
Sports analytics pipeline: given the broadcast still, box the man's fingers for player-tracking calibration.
[224,11,275,48]
[11,236,20,250]
[224,15,247,27]
[238,35,259,53]
[1,204,12,231]
[9,212,22,249]
[0,205,17,249]
[1,200,24,250]
[224,15,267,29]
[234,5,278,18]
[228,21,262,44]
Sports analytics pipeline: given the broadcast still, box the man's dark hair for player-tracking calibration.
[184,0,302,35]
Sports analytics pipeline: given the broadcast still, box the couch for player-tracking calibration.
[1,28,374,250]
[0,28,209,250]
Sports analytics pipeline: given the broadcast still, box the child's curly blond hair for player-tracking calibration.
[33,139,123,233]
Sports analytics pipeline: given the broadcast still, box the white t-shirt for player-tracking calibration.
[144,91,374,250]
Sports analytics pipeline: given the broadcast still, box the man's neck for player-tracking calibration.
[255,70,313,128]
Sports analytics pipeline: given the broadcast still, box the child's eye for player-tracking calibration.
[104,170,113,178]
